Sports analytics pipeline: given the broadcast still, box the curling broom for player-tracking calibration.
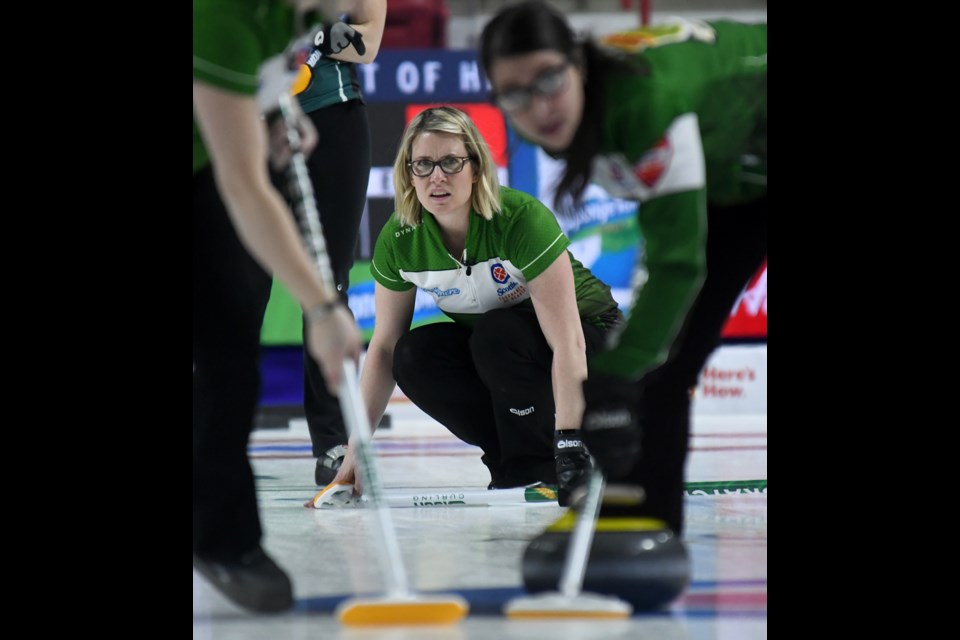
[277,93,468,625]
[503,469,632,619]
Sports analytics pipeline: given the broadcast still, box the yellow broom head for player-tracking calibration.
[305,482,358,509]
[335,593,469,626]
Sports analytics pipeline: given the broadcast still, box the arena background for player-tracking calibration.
[258,29,766,418]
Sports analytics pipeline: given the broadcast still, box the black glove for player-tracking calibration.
[580,373,641,479]
[313,21,366,57]
[288,22,366,95]
[554,429,591,507]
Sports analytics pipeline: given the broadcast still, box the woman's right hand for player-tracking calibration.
[332,446,362,494]
[306,304,362,395]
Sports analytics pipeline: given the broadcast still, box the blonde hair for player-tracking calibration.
[392,106,501,227]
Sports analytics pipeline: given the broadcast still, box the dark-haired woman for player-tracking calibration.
[481,1,766,609]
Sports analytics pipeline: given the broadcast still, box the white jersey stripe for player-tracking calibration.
[371,259,404,283]
[193,56,259,87]
[520,233,565,273]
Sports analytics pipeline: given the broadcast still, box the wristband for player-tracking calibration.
[305,300,340,323]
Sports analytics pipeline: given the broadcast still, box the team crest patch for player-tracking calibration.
[634,136,672,188]
[490,263,510,284]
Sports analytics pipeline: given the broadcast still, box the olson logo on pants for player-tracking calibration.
[509,406,535,417]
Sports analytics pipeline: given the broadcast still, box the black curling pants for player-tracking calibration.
[618,195,767,535]
[270,99,371,457]
[392,307,612,486]
[193,166,273,561]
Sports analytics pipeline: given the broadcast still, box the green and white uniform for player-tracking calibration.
[192,0,298,174]
[586,19,767,379]
[372,187,622,329]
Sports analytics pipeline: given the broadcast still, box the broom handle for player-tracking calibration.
[558,468,605,597]
[276,94,337,291]
[277,93,411,596]
[340,359,411,596]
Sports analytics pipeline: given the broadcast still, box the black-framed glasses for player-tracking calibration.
[491,63,571,113]
[408,155,473,177]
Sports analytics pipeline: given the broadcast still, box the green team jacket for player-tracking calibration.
[192,0,297,175]
[372,187,623,329]
[586,19,767,379]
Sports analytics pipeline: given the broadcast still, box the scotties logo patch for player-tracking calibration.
[634,136,672,187]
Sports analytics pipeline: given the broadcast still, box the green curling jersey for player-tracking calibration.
[586,18,767,379]
[371,187,622,329]
[294,51,363,112]
[192,0,296,174]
